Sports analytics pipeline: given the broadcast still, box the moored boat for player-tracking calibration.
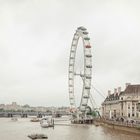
[11,117,18,121]
[30,117,40,122]
[40,117,54,128]
[28,134,48,139]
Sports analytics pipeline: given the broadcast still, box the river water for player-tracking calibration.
[0,118,140,140]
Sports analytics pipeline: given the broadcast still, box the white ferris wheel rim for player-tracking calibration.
[68,26,92,113]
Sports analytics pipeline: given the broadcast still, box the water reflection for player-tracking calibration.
[0,118,140,140]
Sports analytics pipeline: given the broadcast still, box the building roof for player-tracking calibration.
[124,84,140,94]
[105,92,120,102]
[102,84,140,104]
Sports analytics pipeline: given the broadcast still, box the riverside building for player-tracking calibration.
[102,83,140,120]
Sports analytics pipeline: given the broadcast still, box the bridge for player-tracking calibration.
[0,111,71,118]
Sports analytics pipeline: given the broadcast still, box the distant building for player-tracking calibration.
[0,102,70,115]
[4,102,22,111]
[22,104,31,111]
[0,104,5,110]
[33,106,48,112]
[102,83,140,120]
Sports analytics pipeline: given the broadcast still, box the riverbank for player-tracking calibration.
[95,119,140,135]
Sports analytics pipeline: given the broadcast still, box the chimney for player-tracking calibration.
[118,87,121,95]
[114,88,117,96]
[125,83,131,88]
[108,90,111,97]
[114,88,117,93]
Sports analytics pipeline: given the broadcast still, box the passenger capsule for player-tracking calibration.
[84,37,90,40]
[83,31,88,35]
[85,45,91,48]
[77,26,87,30]
[85,54,92,57]
[86,65,92,68]
[85,86,90,89]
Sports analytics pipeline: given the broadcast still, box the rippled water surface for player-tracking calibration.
[0,118,140,140]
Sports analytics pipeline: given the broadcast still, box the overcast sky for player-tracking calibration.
[0,0,140,107]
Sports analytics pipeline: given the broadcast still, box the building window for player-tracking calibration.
[132,107,134,110]
[128,103,130,109]
[128,113,130,117]
[121,97,123,100]
[121,103,123,110]
[132,113,135,117]
[114,110,116,118]
[122,113,123,116]
[132,102,135,105]
[138,103,140,112]
[136,106,138,110]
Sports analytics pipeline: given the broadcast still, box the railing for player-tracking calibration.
[96,118,140,128]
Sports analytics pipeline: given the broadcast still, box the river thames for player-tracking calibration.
[0,118,140,140]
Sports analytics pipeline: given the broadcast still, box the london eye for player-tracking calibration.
[68,26,92,118]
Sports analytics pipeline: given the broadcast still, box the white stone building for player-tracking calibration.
[4,102,22,111]
[102,83,140,120]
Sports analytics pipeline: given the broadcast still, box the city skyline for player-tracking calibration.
[0,0,140,107]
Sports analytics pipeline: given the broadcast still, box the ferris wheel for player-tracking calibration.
[68,26,92,115]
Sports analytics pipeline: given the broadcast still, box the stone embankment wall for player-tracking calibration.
[95,119,140,135]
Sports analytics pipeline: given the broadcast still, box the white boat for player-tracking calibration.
[11,117,18,121]
[30,117,40,122]
[40,117,54,128]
